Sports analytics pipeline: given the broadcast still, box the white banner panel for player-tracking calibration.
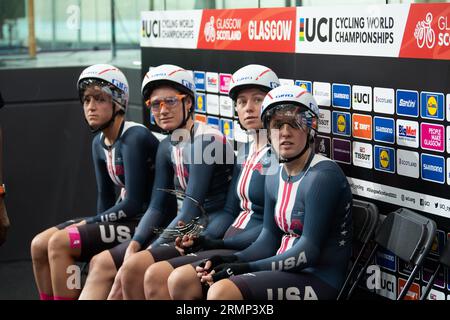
[141,11,202,48]
[295,5,409,57]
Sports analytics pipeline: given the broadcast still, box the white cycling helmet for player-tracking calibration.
[141,64,196,101]
[261,84,319,135]
[77,64,129,111]
[260,85,319,163]
[142,64,196,134]
[228,64,280,101]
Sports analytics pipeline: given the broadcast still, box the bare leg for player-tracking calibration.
[121,250,154,300]
[168,264,204,300]
[107,268,124,300]
[207,279,244,300]
[144,261,174,300]
[79,250,117,300]
[31,227,59,299]
[48,229,82,299]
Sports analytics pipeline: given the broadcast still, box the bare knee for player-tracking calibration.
[31,233,50,262]
[144,262,173,299]
[47,230,70,260]
[89,251,117,280]
[207,280,243,300]
[168,264,199,300]
[121,253,148,285]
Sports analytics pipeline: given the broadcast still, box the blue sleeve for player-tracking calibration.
[222,224,263,250]
[132,138,176,246]
[234,174,282,261]
[151,135,232,247]
[87,128,159,224]
[91,135,116,216]
[248,168,346,272]
[200,162,241,239]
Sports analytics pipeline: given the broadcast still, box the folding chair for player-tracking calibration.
[337,199,380,300]
[346,207,436,300]
[420,240,450,300]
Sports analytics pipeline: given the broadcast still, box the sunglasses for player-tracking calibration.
[145,94,186,112]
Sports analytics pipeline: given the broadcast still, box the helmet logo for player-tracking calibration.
[275,93,294,98]
[112,79,128,92]
[182,79,194,91]
[269,81,279,88]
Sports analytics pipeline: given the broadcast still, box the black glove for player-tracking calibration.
[184,235,225,254]
[198,254,238,270]
[211,262,251,282]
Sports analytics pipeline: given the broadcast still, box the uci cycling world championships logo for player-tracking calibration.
[414,12,450,49]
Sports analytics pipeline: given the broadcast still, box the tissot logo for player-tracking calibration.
[298,17,332,42]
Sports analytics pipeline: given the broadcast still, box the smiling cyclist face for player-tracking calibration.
[148,86,193,132]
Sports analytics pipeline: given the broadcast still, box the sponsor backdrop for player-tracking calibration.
[141,4,450,299]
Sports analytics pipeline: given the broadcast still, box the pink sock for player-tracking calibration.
[53,296,76,300]
[39,292,54,300]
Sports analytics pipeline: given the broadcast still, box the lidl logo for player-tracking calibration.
[374,146,395,173]
[352,114,372,140]
[332,111,351,136]
[195,93,206,113]
[220,118,234,140]
[396,89,419,117]
[374,117,395,144]
[194,71,206,91]
[420,91,444,120]
[332,84,351,109]
[294,80,312,93]
[421,153,445,184]
[338,116,346,132]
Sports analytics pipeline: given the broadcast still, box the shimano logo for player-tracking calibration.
[423,164,443,173]
[399,99,415,108]
[376,126,393,134]
[334,93,349,99]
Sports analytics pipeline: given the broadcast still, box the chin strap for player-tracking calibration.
[87,102,124,134]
